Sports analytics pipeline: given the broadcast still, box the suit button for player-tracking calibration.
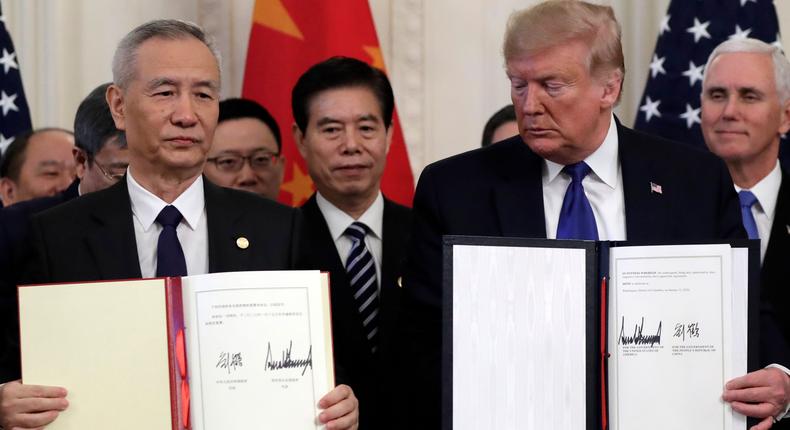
[236,237,250,249]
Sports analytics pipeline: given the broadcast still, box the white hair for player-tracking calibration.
[112,19,222,89]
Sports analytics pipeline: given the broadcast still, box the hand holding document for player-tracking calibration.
[16,270,335,430]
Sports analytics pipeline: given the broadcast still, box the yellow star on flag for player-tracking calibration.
[254,0,304,40]
[280,162,314,206]
[363,45,385,70]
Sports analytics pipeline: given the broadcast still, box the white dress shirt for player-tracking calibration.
[127,168,209,277]
[316,191,384,294]
[543,115,626,241]
[734,160,781,263]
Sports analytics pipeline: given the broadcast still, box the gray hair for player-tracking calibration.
[704,38,790,105]
[112,19,222,89]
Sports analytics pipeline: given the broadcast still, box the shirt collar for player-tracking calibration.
[734,160,781,218]
[127,167,206,232]
[544,114,619,188]
[315,191,384,241]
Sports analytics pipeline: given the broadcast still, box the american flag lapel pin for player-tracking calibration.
[650,182,663,194]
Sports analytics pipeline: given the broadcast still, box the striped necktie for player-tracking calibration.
[344,221,379,353]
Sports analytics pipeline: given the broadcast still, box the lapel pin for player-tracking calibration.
[236,237,250,249]
[650,182,663,194]
[397,276,403,288]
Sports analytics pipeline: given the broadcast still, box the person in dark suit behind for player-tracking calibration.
[398,1,783,428]
[292,56,411,430]
[0,19,359,430]
[0,81,129,383]
[701,38,790,428]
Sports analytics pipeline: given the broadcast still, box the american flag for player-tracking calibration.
[0,3,31,155]
[633,0,781,153]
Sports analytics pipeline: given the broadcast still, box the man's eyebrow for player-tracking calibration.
[316,117,342,127]
[144,78,220,92]
[356,114,380,122]
[35,160,66,169]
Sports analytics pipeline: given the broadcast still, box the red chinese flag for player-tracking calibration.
[242,0,415,207]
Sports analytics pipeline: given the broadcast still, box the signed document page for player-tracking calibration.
[181,271,333,430]
[452,244,588,430]
[19,279,173,430]
[608,244,743,430]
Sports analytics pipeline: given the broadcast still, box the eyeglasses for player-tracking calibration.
[206,151,280,173]
[93,159,127,182]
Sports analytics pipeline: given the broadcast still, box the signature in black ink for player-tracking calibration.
[265,340,313,376]
[618,316,662,346]
[216,352,243,374]
[673,322,701,341]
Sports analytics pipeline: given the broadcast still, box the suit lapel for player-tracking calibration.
[301,195,349,279]
[492,139,547,238]
[765,170,790,269]
[618,124,670,240]
[85,179,142,279]
[204,179,254,273]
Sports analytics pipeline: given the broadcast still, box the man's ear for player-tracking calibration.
[600,70,623,109]
[106,84,127,131]
[292,123,307,159]
[73,147,86,179]
[0,177,17,206]
[779,99,790,136]
[384,124,394,155]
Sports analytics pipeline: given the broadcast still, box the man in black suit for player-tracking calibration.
[702,38,790,429]
[292,57,411,429]
[0,19,359,430]
[400,2,779,428]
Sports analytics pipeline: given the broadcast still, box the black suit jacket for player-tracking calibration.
[297,194,411,430]
[762,169,790,345]
[400,123,747,428]
[25,176,299,284]
[0,180,80,382]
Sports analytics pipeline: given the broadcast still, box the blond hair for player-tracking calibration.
[503,0,624,82]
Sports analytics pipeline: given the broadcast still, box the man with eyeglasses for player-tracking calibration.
[203,98,284,200]
[74,82,129,195]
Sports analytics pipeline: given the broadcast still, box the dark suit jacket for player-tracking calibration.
[400,123,748,428]
[762,169,790,345]
[756,168,790,428]
[2,177,299,381]
[297,194,411,430]
[24,176,299,284]
[0,180,80,382]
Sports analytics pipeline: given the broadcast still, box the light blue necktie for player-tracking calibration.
[556,162,599,240]
[738,190,760,240]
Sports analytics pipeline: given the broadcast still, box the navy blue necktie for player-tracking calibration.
[155,205,187,277]
[344,222,379,353]
[738,190,760,240]
[556,162,599,240]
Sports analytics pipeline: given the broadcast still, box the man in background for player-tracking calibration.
[203,97,284,199]
[293,56,411,429]
[0,128,77,207]
[0,81,128,383]
[701,37,790,429]
[481,104,518,146]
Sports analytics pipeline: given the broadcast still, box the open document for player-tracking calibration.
[18,270,333,430]
[608,244,748,430]
[444,236,755,430]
